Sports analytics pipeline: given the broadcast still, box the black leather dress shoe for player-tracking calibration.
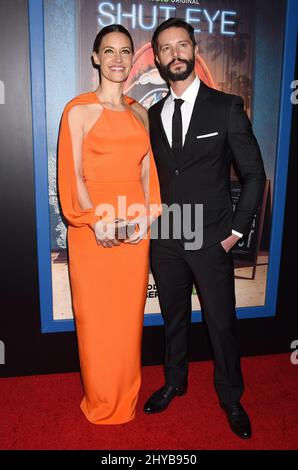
[143,382,187,414]
[221,403,252,439]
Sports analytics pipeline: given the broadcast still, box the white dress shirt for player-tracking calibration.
[161,75,200,147]
[160,76,243,239]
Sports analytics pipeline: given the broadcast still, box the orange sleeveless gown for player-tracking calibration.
[58,92,161,424]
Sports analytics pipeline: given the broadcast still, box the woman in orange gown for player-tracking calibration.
[58,25,161,424]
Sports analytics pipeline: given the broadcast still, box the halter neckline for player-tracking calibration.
[93,92,130,113]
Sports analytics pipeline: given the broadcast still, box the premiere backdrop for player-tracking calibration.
[0,0,297,376]
[36,0,286,331]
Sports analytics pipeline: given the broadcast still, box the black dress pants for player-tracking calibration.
[150,238,244,406]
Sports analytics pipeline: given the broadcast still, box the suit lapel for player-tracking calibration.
[152,82,212,167]
[183,82,211,157]
[156,94,172,153]
[153,92,178,168]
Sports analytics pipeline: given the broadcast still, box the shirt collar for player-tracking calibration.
[169,76,201,105]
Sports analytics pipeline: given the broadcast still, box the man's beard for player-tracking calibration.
[158,57,195,82]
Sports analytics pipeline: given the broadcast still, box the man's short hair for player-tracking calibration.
[151,18,196,55]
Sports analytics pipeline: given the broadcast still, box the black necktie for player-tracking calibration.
[172,98,184,159]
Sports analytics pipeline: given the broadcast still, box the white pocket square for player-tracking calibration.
[196,132,219,139]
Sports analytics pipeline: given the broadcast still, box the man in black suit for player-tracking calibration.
[144,18,266,439]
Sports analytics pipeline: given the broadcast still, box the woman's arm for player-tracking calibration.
[124,103,161,244]
[131,102,151,212]
[67,106,95,223]
[66,106,119,247]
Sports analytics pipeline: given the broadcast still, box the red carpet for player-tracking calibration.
[0,353,297,450]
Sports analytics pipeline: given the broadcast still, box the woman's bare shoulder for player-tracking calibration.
[130,101,149,128]
[65,92,101,114]
[131,100,147,115]
[67,94,102,125]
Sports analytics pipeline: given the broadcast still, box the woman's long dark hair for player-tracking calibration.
[92,24,134,80]
[93,24,134,53]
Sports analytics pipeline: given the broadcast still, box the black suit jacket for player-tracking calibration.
[149,81,266,250]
